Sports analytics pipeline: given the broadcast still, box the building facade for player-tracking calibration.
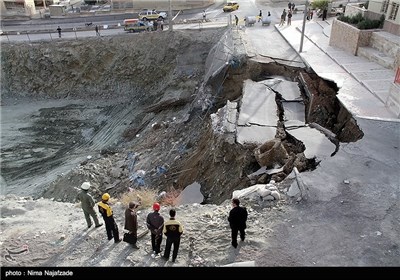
[367,0,400,35]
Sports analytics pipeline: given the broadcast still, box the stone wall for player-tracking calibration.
[344,4,366,18]
[329,19,373,55]
[386,82,400,118]
[383,20,400,36]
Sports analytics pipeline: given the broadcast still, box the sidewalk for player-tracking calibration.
[275,18,398,121]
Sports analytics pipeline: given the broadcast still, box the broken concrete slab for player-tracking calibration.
[236,125,276,145]
[282,101,305,123]
[287,126,336,159]
[238,79,277,127]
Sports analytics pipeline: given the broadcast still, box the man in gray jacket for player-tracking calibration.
[76,182,103,229]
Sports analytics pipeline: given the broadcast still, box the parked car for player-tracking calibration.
[223,1,239,12]
[123,19,148,32]
[316,7,344,18]
[139,10,167,21]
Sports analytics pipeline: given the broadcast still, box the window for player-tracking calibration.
[381,0,389,13]
[388,2,399,20]
[4,1,25,10]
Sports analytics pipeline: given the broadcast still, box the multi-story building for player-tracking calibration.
[367,0,400,35]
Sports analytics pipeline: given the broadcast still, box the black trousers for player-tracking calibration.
[104,217,120,242]
[163,237,181,261]
[231,227,245,247]
[151,233,163,254]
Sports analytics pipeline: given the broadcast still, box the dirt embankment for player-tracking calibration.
[1,30,224,100]
[1,28,259,204]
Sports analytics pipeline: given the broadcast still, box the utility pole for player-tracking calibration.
[299,0,309,53]
[169,0,173,31]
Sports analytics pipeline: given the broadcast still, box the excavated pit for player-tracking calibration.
[0,28,364,205]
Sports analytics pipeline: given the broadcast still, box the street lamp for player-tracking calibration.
[169,0,173,31]
[299,0,309,53]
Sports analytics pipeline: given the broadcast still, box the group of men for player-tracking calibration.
[75,181,248,264]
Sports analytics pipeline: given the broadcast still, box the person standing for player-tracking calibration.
[146,202,164,257]
[202,10,207,22]
[228,198,248,248]
[57,26,62,38]
[95,25,100,36]
[162,209,183,263]
[160,19,164,30]
[258,10,262,22]
[124,201,140,249]
[279,9,287,26]
[98,193,122,243]
[75,182,103,229]
[234,15,239,26]
[287,10,292,25]
[322,8,327,21]
[153,19,158,31]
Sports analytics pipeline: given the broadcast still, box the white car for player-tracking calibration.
[139,10,167,21]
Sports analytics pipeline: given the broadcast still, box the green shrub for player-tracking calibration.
[338,12,383,30]
[311,0,329,10]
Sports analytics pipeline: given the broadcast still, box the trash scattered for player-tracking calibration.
[156,166,167,174]
[129,170,146,186]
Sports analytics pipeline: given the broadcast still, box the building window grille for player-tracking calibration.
[381,0,390,13]
[388,2,399,20]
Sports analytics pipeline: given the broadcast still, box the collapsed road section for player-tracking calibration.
[0,27,363,205]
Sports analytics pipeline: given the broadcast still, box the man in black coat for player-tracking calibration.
[124,201,140,249]
[228,198,248,248]
[162,208,183,262]
[146,203,164,256]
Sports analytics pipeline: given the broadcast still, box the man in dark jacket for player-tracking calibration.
[228,198,248,248]
[162,209,183,262]
[75,182,103,229]
[146,202,164,257]
[124,201,140,249]
[98,193,121,243]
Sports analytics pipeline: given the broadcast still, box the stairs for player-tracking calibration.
[357,31,399,71]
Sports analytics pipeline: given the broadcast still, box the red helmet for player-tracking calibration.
[153,202,160,211]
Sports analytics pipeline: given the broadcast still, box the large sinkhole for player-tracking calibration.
[0,30,364,206]
[185,59,365,205]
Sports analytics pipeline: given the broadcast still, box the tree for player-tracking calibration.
[311,0,329,10]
